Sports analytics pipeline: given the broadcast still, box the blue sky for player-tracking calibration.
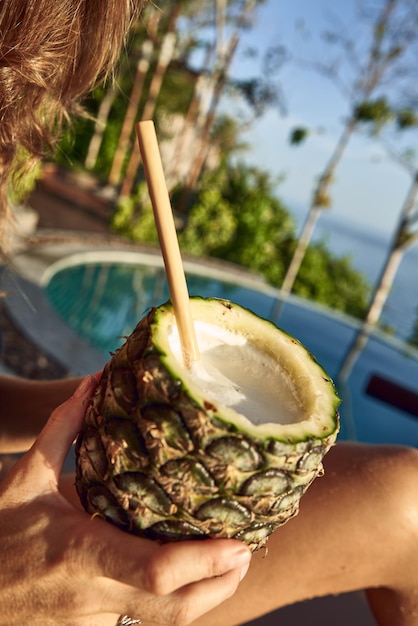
[226,0,416,236]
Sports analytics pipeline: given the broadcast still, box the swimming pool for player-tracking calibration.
[43,251,418,449]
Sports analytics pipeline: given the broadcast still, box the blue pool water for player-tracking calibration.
[44,256,418,449]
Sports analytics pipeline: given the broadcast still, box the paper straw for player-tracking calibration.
[136,120,200,368]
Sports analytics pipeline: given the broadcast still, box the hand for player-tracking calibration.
[0,376,251,626]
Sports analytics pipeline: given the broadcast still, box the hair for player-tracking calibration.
[0,0,146,250]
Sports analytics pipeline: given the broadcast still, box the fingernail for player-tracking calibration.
[239,561,250,582]
[229,546,252,570]
[73,375,94,398]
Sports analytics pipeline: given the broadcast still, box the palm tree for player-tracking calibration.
[176,0,261,214]
[278,0,418,311]
[338,165,418,387]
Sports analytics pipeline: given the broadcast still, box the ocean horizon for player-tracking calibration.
[293,209,418,344]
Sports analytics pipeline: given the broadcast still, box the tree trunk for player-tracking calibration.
[277,0,412,310]
[108,13,160,187]
[120,6,180,199]
[338,170,418,387]
[165,45,215,186]
[281,205,322,295]
[277,116,358,308]
[176,0,257,213]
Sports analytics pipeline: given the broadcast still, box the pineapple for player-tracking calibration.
[75,298,340,551]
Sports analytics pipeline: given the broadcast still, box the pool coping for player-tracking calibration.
[4,234,418,377]
[2,253,106,376]
[4,236,282,376]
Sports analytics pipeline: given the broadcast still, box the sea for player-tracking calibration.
[298,211,418,345]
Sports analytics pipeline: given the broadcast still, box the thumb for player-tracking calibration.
[25,374,100,488]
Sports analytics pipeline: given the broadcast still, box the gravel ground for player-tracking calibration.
[0,298,67,379]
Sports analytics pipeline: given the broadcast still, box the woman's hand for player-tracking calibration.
[0,376,251,626]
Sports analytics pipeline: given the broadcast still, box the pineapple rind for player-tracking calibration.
[76,298,340,551]
[152,299,340,442]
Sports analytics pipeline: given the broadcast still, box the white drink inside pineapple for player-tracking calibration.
[169,321,305,427]
[76,298,340,551]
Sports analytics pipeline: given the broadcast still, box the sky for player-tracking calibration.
[224,0,416,236]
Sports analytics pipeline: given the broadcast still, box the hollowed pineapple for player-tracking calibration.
[75,298,340,551]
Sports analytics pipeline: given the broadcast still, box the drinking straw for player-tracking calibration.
[136,120,200,368]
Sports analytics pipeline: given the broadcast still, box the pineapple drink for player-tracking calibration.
[75,297,340,552]
[76,121,339,550]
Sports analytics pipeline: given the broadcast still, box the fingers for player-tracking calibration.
[16,375,100,491]
[54,514,251,624]
[137,539,251,596]
[48,613,120,626]
[88,541,250,625]
[0,370,251,626]
[168,564,248,624]
[83,522,251,595]
[107,565,247,626]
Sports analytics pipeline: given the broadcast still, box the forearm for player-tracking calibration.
[0,375,83,452]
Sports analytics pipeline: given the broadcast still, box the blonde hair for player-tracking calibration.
[0,0,146,249]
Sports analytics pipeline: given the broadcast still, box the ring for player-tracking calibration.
[117,616,143,625]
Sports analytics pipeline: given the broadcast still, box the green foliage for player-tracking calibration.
[51,0,372,322]
[396,108,418,130]
[111,159,370,319]
[54,88,105,171]
[177,162,295,286]
[211,115,249,154]
[179,186,237,255]
[295,242,369,319]
[289,127,309,145]
[111,182,159,244]
[9,149,42,204]
[156,67,195,116]
[354,98,394,133]
[234,78,280,116]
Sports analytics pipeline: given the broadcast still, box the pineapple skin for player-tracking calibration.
[75,301,339,551]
